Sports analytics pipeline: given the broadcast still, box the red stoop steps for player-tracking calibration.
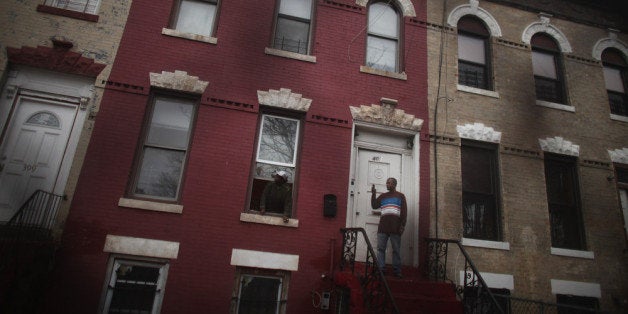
[386,273,463,314]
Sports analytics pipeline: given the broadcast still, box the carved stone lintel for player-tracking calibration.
[5,85,18,99]
[149,70,209,94]
[539,137,579,157]
[608,148,628,164]
[456,123,501,143]
[257,88,312,112]
[350,102,423,131]
[79,97,90,111]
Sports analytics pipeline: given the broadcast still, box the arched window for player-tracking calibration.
[457,15,491,90]
[366,2,401,73]
[531,33,566,104]
[602,48,627,116]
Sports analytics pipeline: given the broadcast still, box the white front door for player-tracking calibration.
[353,148,412,265]
[0,95,78,221]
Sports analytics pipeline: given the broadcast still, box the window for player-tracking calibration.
[532,33,565,103]
[544,154,586,250]
[464,287,511,313]
[461,140,501,241]
[232,268,290,314]
[43,0,100,14]
[366,2,401,72]
[616,166,628,243]
[170,0,219,38]
[130,95,197,201]
[248,113,301,216]
[556,294,599,313]
[602,48,628,116]
[101,258,169,314]
[272,0,314,55]
[457,16,491,90]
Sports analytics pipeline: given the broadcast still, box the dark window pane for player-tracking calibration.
[238,276,281,314]
[545,156,585,249]
[274,17,309,54]
[463,193,498,240]
[109,265,160,314]
[557,294,599,314]
[617,168,628,184]
[462,143,499,240]
[135,148,185,199]
[608,91,628,116]
[535,76,563,103]
[459,61,487,89]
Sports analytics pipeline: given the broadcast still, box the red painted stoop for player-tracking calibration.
[386,274,463,314]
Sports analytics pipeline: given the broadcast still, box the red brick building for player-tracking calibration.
[45,0,430,312]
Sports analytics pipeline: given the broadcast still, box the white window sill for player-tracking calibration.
[550,247,594,259]
[118,197,183,214]
[610,114,628,123]
[457,84,500,98]
[536,100,575,112]
[162,28,217,45]
[265,47,316,63]
[359,66,407,81]
[462,238,510,250]
[240,212,299,228]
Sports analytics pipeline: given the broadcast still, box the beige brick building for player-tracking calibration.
[426,0,628,311]
[0,0,131,235]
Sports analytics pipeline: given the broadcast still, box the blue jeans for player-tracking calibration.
[377,233,401,275]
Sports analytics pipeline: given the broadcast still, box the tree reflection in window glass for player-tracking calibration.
[133,96,195,200]
[257,115,299,166]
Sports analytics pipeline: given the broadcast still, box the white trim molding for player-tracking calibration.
[459,271,514,290]
[457,84,500,98]
[551,279,601,298]
[161,28,217,45]
[104,235,180,259]
[118,198,183,214]
[551,247,594,259]
[456,123,502,143]
[539,136,579,156]
[462,238,510,250]
[592,29,628,61]
[522,14,572,53]
[447,0,502,37]
[239,212,299,228]
[257,88,312,112]
[231,248,299,271]
[355,0,416,17]
[149,70,209,94]
[265,47,316,63]
[608,148,628,164]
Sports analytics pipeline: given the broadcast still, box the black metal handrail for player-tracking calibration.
[426,238,504,314]
[339,228,399,314]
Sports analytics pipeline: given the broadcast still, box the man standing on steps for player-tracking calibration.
[371,177,407,278]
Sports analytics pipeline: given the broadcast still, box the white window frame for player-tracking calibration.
[44,0,101,14]
[255,114,301,168]
[100,257,169,314]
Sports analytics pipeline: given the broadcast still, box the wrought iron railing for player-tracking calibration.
[492,294,602,313]
[339,228,399,314]
[426,238,504,314]
[1,190,65,253]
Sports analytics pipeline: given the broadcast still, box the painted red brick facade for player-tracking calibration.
[46,0,429,312]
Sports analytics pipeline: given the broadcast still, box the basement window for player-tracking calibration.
[232,267,290,314]
[42,0,100,14]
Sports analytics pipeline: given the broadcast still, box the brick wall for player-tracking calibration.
[427,0,628,311]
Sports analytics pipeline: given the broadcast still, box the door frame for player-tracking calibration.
[346,121,421,267]
[0,66,93,200]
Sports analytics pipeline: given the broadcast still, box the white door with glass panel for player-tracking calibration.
[353,149,411,265]
[0,96,77,221]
